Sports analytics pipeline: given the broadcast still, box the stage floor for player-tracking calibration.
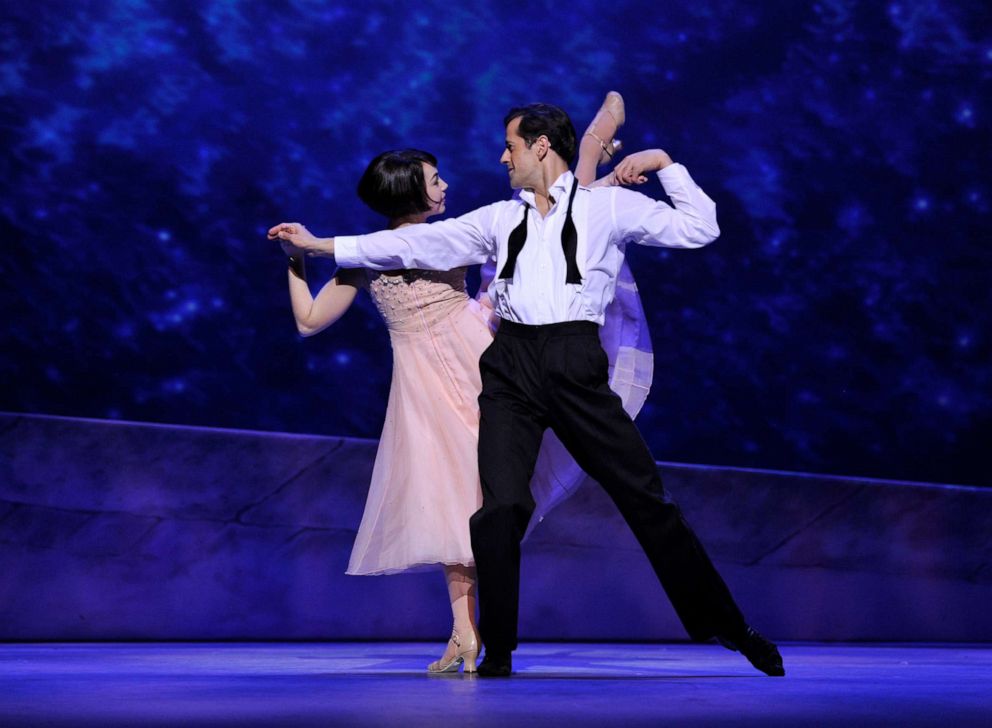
[1,642,989,727]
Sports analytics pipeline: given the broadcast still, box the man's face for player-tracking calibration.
[500,117,542,190]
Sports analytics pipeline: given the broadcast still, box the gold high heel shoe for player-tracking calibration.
[427,629,479,674]
[584,91,625,165]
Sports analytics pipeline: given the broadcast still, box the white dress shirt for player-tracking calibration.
[334,163,719,325]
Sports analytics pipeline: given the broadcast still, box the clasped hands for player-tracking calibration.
[267,222,335,258]
[612,149,674,186]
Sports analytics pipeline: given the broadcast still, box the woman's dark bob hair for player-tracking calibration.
[357,149,438,219]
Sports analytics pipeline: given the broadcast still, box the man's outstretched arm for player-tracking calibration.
[609,149,720,249]
[268,202,507,271]
[267,223,337,257]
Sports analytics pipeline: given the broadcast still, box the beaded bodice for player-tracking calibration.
[365,267,471,333]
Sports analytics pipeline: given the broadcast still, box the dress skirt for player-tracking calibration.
[346,300,492,575]
[346,260,653,574]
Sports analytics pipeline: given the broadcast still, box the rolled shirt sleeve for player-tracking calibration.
[610,162,720,249]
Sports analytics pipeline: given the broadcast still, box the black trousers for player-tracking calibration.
[469,320,748,654]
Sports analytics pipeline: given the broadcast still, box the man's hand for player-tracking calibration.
[267,222,334,258]
[612,149,674,186]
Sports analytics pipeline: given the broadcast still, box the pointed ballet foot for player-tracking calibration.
[718,626,785,677]
[476,651,512,677]
[596,90,625,129]
[584,90,626,166]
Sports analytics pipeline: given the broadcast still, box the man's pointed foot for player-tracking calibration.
[719,625,785,676]
[477,650,512,677]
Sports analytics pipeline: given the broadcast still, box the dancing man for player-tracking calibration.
[270,101,784,678]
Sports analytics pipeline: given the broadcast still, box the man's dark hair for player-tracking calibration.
[503,103,577,165]
[357,149,438,219]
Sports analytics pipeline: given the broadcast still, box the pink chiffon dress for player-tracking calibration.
[346,261,653,575]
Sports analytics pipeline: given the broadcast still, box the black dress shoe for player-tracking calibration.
[477,651,512,677]
[718,626,785,676]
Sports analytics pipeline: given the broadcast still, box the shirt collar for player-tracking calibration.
[517,170,575,209]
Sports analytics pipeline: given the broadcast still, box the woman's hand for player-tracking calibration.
[267,222,334,257]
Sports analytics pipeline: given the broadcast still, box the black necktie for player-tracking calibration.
[560,179,581,284]
[498,205,528,280]
[498,178,581,284]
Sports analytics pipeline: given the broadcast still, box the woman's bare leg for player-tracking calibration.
[427,564,479,672]
[575,91,625,186]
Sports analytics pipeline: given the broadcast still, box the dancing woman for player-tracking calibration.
[270,93,646,673]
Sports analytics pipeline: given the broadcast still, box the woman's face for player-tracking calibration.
[422,162,448,218]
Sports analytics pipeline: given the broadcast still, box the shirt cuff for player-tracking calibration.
[656,162,690,191]
[333,235,361,267]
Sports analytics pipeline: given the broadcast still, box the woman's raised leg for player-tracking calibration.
[575,91,625,186]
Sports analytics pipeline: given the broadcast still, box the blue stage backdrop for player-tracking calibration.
[1,1,989,486]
